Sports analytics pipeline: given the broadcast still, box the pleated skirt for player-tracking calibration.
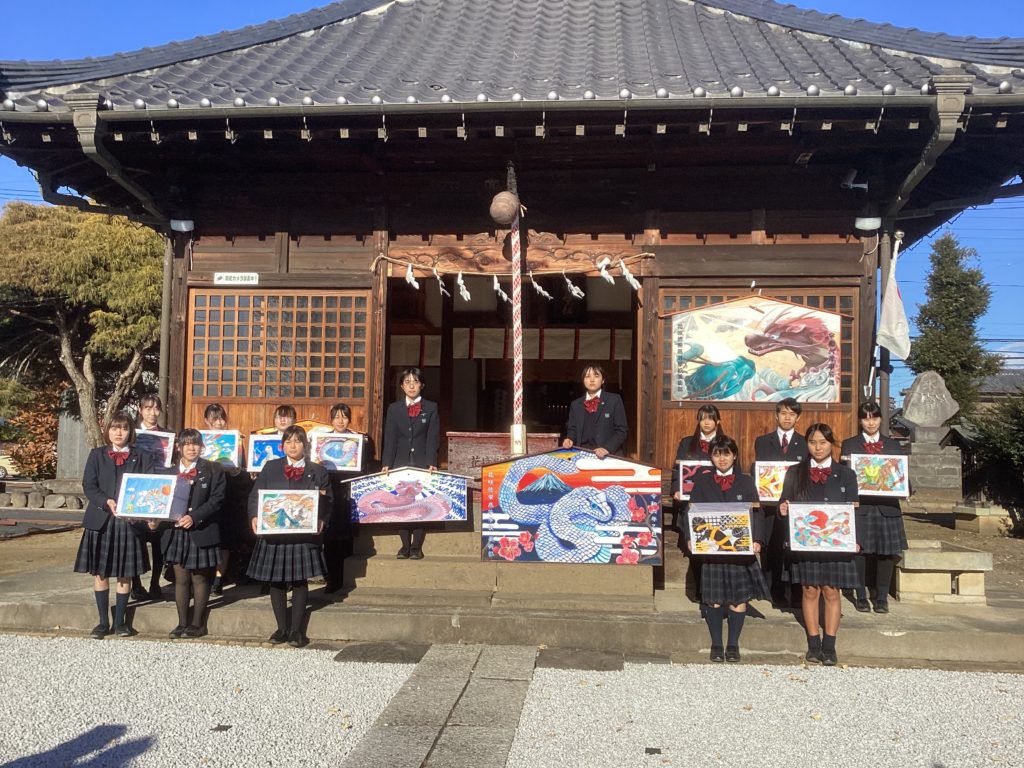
[856,506,908,555]
[163,528,220,571]
[246,538,326,583]
[74,518,150,578]
[789,554,859,588]
[699,557,770,606]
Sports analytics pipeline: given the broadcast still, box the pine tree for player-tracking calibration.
[906,232,1001,417]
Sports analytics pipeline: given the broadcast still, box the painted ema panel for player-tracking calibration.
[348,468,468,524]
[481,448,662,565]
[788,503,857,553]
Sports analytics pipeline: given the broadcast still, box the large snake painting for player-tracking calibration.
[495,451,633,563]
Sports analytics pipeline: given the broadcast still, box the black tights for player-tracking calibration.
[855,554,897,600]
[269,580,309,634]
[173,565,213,628]
[399,529,425,550]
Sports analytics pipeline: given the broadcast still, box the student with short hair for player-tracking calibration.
[133,393,167,601]
[562,364,628,459]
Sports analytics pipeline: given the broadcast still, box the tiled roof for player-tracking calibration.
[2,0,1022,113]
[979,370,1024,395]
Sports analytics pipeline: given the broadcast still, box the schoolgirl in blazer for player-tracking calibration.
[563,364,627,458]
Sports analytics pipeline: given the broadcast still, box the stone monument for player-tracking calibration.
[902,371,962,507]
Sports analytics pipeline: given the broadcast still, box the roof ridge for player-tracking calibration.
[696,0,1024,68]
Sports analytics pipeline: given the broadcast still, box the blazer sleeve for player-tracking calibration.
[606,395,628,454]
[313,464,334,524]
[190,463,226,526]
[82,449,108,510]
[248,467,269,520]
[565,400,581,444]
[670,438,688,493]
[838,465,860,503]
[380,404,399,468]
[780,464,800,503]
[426,404,441,467]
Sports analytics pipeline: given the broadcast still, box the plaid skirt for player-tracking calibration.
[698,557,770,606]
[74,519,150,579]
[856,506,908,555]
[162,528,220,571]
[246,538,326,583]
[789,554,859,588]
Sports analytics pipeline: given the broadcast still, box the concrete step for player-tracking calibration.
[345,555,498,591]
[490,592,656,613]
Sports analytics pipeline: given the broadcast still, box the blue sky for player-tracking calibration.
[1,1,1021,402]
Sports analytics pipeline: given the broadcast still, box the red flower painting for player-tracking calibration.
[493,536,522,561]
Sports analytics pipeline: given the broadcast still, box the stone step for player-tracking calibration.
[490,591,656,613]
[353,529,482,557]
[345,555,498,591]
[339,587,495,609]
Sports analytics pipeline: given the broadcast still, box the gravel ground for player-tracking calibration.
[507,663,1024,768]
[0,634,414,767]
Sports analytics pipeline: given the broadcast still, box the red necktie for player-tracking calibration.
[284,465,304,481]
[699,440,710,454]
[583,398,599,414]
[781,435,789,454]
[864,441,883,455]
[810,466,831,484]
[713,474,735,492]
[108,450,128,467]
[407,402,422,418]
[178,468,197,481]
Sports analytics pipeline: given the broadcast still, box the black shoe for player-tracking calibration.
[164,566,176,584]
[873,600,890,614]
[710,645,725,663]
[212,577,223,596]
[168,625,187,639]
[183,626,207,639]
[409,548,424,560]
[114,625,133,637]
[725,646,741,663]
[805,648,824,664]
[287,631,309,648]
[268,629,288,645]
[396,547,410,560]
[90,624,110,640]
[855,597,871,613]
[822,648,838,666]
[148,586,163,602]
[130,587,148,602]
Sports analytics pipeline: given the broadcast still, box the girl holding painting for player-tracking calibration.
[779,423,859,666]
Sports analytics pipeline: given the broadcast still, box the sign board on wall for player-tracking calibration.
[213,272,260,286]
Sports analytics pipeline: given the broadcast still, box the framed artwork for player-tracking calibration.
[788,503,857,553]
[347,467,468,524]
[850,454,909,498]
[115,473,177,519]
[677,460,712,501]
[687,503,754,556]
[199,430,241,468]
[481,448,663,566]
[754,461,797,502]
[310,433,364,472]
[247,434,286,473]
[667,295,842,402]
[136,430,175,468]
[256,489,319,535]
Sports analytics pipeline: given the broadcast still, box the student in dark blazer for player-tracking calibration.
[133,393,167,602]
[685,436,768,663]
[670,403,721,497]
[247,426,331,648]
[150,429,226,639]
[841,400,907,614]
[563,364,628,458]
[779,423,859,667]
[74,411,155,639]
[381,367,440,560]
[751,397,807,606]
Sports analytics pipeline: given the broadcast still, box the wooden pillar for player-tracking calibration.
[368,213,389,455]
[167,234,190,432]
[878,232,893,436]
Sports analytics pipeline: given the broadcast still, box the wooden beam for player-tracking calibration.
[648,243,864,278]
[186,272,374,288]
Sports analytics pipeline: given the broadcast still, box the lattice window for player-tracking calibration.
[659,290,856,404]
[188,290,370,401]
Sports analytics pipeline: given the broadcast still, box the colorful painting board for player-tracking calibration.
[850,454,909,498]
[687,503,754,556]
[668,295,842,402]
[247,434,286,473]
[256,489,319,535]
[755,461,796,502]
[788,502,857,553]
[115,473,177,519]
[199,430,241,468]
[481,448,663,566]
[136,430,175,468]
[347,467,468,524]
[310,433,364,472]
[677,460,712,501]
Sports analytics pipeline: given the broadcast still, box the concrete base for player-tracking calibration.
[954,504,1014,537]
[908,441,962,506]
[897,539,993,605]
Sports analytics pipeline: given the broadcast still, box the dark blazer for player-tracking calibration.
[565,391,628,454]
[248,458,333,543]
[157,459,226,549]
[686,472,765,546]
[780,462,859,505]
[840,434,905,518]
[669,435,713,494]
[751,431,807,472]
[381,399,440,469]
[81,445,155,531]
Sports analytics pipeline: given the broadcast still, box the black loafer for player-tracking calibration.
[168,625,187,639]
[183,626,208,639]
[114,625,133,637]
[409,548,424,560]
[148,586,163,602]
[90,624,110,640]
[212,579,224,596]
[396,547,410,560]
[822,649,838,666]
[710,645,725,663]
[805,648,824,664]
[287,631,309,648]
[855,597,871,613]
[873,601,890,614]
[268,629,288,645]
[130,588,149,602]
[725,646,741,663]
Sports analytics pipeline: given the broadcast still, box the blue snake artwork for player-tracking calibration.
[491,450,634,563]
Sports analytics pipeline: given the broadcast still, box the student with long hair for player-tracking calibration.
[133,393,167,601]
[202,403,250,595]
